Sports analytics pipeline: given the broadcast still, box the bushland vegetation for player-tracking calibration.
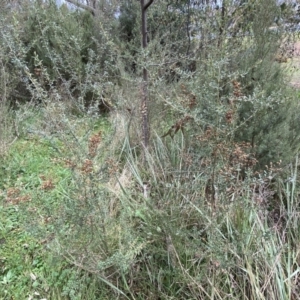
[1,0,300,299]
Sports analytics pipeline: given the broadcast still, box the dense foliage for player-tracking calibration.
[1,0,300,299]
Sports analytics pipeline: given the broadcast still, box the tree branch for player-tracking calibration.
[144,0,154,11]
[65,0,96,14]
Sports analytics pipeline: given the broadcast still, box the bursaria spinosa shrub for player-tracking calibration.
[0,0,120,111]
[149,0,300,169]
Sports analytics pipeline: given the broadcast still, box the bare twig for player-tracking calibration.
[65,0,96,14]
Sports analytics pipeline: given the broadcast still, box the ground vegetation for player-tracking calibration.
[1,0,300,299]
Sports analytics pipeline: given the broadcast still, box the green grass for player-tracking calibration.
[0,138,65,298]
[0,113,112,299]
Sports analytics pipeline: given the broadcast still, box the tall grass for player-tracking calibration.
[38,124,299,299]
[105,136,299,299]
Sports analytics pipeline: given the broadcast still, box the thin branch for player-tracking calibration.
[65,0,96,14]
[144,0,154,11]
[186,0,191,56]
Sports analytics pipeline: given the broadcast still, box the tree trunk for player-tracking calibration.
[140,0,154,151]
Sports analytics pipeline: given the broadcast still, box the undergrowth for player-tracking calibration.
[1,109,300,299]
[0,108,112,299]
[1,1,300,299]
